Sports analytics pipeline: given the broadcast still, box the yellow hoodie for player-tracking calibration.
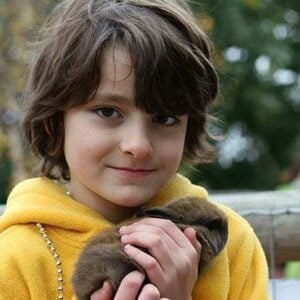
[0,174,269,299]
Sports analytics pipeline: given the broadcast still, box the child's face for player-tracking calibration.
[64,46,188,221]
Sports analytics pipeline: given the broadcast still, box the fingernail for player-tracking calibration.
[121,235,128,243]
[119,226,128,234]
[124,244,132,252]
[189,227,196,234]
[102,281,109,290]
[99,281,110,294]
[131,270,145,281]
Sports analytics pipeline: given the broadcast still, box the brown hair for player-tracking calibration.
[22,0,219,180]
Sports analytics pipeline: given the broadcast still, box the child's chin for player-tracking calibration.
[113,193,152,208]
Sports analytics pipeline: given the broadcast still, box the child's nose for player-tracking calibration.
[119,124,153,160]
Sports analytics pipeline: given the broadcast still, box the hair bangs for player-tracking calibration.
[106,3,218,117]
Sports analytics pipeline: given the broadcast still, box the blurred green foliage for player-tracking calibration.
[0,0,299,204]
[187,0,300,191]
[0,0,56,204]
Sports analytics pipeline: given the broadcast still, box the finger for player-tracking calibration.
[121,224,199,280]
[123,244,164,283]
[121,224,178,252]
[121,231,174,267]
[137,283,161,300]
[114,270,145,300]
[184,227,202,254]
[90,281,113,300]
[120,218,193,248]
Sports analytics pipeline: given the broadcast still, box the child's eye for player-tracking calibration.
[94,107,121,119]
[153,115,179,126]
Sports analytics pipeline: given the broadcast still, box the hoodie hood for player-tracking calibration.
[0,177,107,234]
[0,175,208,234]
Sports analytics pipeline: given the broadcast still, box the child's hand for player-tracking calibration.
[90,271,169,300]
[90,280,113,300]
[118,218,202,300]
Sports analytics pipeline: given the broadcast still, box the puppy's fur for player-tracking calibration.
[72,197,228,300]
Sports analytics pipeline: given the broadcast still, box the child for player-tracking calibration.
[0,0,269,299]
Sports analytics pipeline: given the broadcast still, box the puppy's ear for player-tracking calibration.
[202,217,226,232]
[195,216,228,257]
[136,207,178,221]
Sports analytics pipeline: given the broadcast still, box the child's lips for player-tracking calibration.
[107,166,155,178]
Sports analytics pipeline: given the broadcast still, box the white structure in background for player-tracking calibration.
[270,280,300,300]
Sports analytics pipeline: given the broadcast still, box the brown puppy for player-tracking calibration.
[72,197,228,300]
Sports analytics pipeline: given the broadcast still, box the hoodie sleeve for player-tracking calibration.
[223,204,270,300]
[0,225,58,300]
[0,229,31,299]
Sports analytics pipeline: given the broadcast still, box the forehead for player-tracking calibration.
[97,45,135,100]
[101,46,133,82]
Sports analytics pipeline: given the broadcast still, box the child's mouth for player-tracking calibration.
[108,166,155,178]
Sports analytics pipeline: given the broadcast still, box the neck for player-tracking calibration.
[68,185,138,224]
[96,202,138,223]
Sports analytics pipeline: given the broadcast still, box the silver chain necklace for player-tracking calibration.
[36,223,64,300]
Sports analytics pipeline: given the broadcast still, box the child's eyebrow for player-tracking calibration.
[92,93,131,104]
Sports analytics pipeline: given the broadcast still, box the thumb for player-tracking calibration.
[184,227,202,257]
[90,281,113,300]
